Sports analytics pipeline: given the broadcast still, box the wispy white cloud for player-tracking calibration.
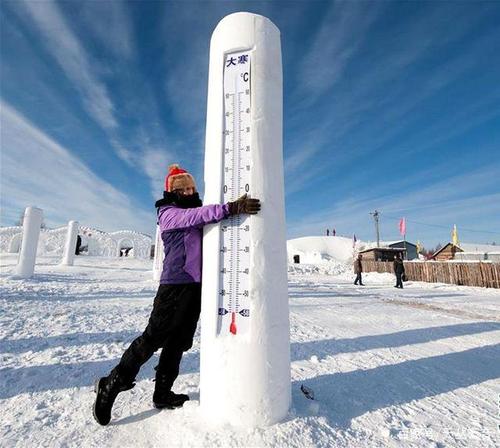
[0,101,153,234]
[79,1,135,59]
[108,138,135,166]
[286,3,496,176]
[297,1,383,101]
[339,28,500,160]
[16,0,118,132]
[10,0,179,190]
[139,147,175,200]
[284,144,319,175]
[288,164,500,246]
[285,160,329,197]
[114,82,183,198]
[161,2,219,134]
[164,40,207,134]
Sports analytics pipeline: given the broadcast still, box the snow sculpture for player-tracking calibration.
[16,206,43,278]
[0,226,23,253]
[78,227,151,258]
[9,232,22,253]
[110,231,151,258]
[1,226,71,256]
[200,12,290,427]
[42,227,70,255]
[61,220,79,266]
[1,223,152,259]
[79,226,115,256]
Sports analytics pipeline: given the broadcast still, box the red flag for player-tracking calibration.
[399,218,406,236]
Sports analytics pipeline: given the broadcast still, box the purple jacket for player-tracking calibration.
[158,203,230,284]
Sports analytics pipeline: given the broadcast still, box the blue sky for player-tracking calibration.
[1,0,499,248]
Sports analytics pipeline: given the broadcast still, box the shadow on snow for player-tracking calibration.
[294,343,500,428]
[1,322,499,404]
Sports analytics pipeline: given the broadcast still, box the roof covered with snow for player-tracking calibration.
[362,240,416,249]
[459,243,499,253]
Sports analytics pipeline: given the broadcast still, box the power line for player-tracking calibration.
[381,213,500,236]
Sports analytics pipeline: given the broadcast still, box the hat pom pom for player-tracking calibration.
[168,163,180,173]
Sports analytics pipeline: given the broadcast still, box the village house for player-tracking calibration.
[358,247,405,262]
[360,240,419,260]
[432,243,500,262]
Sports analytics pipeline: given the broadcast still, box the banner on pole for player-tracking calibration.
[399,217,406,236]
[452,224,459,246]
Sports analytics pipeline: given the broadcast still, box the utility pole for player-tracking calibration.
[370,210,380,247]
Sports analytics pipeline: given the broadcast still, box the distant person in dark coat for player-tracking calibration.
[326,229,330,236]
[393,254,405,288]
[75,235,82,255]
[354,254,364,286]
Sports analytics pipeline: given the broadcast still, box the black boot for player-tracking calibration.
[153,369,189,410]
[93,368,135,426]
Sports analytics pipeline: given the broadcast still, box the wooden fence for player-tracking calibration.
[361,260,500,289]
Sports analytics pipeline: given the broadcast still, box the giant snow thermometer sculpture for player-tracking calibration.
[200,12,291,427]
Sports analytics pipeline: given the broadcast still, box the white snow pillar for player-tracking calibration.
[200,12,290,427]
[16,206,43,278]
[60,220,79,266]
[153,225,164,281]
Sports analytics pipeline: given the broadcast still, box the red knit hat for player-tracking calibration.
[165,164,196,192]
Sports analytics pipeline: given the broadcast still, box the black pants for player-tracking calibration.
[395,274,404,288]
[354,273,363,285]
[115,283,201,388]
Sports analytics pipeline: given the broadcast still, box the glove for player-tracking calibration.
[228,194,261,215]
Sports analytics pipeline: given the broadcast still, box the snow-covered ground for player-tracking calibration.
[1,254,499,447]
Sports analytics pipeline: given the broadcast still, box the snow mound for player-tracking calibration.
[287,236,355,264]
[288,262,350,276]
